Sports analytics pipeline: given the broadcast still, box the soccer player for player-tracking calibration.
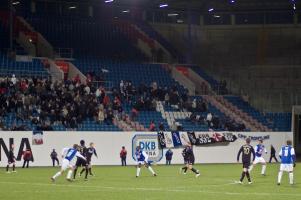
[73,140,88,180]
[79,142,98,177]
[249,139,267,175]
[135,146,157,177]
[277,140,296,185]
[180,146,188,174]
[51,144,86,182]
[181,144,200,178]
[237,138,255,184]
[6,144,16,173]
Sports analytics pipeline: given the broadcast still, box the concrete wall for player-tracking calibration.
[68,62,86,83]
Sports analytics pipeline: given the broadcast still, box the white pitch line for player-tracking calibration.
[0,181,300,197]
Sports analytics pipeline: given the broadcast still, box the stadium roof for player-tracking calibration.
[24,0,299,13]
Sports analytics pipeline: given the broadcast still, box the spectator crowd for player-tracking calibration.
[0,74,246,132]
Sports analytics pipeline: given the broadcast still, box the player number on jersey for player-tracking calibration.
[284,149,288,157]
[66,150,74,157]
[243,147,250,155]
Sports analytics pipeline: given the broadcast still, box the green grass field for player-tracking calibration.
[0,163,299,200]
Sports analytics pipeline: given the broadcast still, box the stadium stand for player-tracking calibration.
[0,6,293,132]
[189,65,292,131]
[24,15,147,61]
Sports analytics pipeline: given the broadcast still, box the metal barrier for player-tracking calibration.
[54,48,73,59]
[0,69,49,78]
[92,80,114,91]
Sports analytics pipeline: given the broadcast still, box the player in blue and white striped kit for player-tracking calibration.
[277,140,296,185]
[135,146,157,178]
[51,144,86,182]
[249,139,267,175]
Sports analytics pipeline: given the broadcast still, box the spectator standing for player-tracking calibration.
[159,122,165,131]
[269,145,278,163]
[22,149,33,168]
[206,112,213,127]
[11,74,17,85]
[149,120,156,131]
[120,146,127,166]
[50,149,59,167]
[165,149,173,165]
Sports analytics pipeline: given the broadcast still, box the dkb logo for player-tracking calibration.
[132,134,163,162]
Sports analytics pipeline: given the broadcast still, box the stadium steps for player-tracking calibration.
[203,95,261,131]
[215,95,270,131]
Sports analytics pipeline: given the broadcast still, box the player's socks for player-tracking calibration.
[277,171,283,184]
[191,168,199,174]
[89,168,94,175]
[79,168,85,176]
[240,172,246,182]
[136,167,141,177]
[148,166,155,175]
[261,165,266,175]
[289,172,294,185]
[181,166,187,173]
[73,168,78,179]
[12,164,15,172]
[85,168,89,179]
[53,171,62,179]
[67,170,73,180]
[6,165,9,172]
[246,171,251,182]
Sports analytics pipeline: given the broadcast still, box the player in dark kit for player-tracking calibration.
[180,147,188,174]
[73,140,88,180]
[237,138,255,184]
[180,144,200,178]
[6,144,16,173]
[79,142,98,177]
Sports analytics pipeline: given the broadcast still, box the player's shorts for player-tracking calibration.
[8,159,15,164]
[253,157,266,164]
[86,158,91,165]
[280,164,294,172]
[61,159,74,171]
[242,161,251,169]
[137,161,147,166]
[75,158,87,167]
[187,158,195,165]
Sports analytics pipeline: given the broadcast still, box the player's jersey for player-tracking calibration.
[185,146,194,161]
[135,150,148,162]
[279,145,295,164]
[237,144,255,163]
[8,150,15,159]
[255,144,266,157]
[64,148,78,161]
[78,145,88,157]
[86,147,97,159]
[182,148,187,158]
[7,149,15,162]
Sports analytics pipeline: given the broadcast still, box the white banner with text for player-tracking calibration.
[0,131,292,167]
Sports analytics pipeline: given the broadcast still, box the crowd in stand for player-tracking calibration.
[0,75,115,131]
[0,74,246,132]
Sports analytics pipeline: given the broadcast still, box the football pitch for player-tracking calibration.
[0,163,299,200]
